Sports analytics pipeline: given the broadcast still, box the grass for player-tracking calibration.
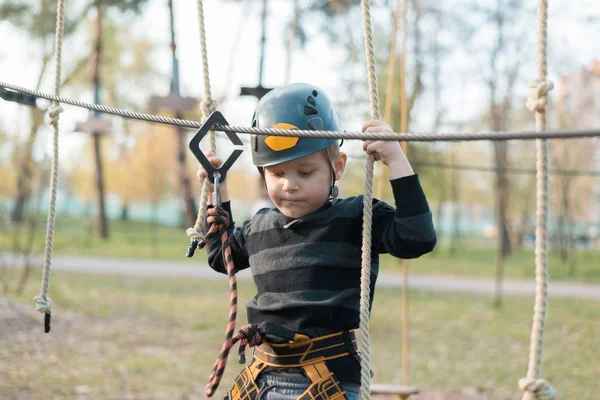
[389,245,600,283]
[2,217,600,283]
[3,268,599,399]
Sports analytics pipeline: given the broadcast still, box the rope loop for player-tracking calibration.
[201,98,219,120]
[34,295,53,314]
[235,324,264,363]
[519,378,557,400]
[526,79,554,113]
[197,206,231,249]
[186,227,204,242]
[47,102,63,128]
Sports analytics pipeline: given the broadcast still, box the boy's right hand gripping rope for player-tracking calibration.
[200,207,265,397]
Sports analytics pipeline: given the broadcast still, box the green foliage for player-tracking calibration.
[0,0,87,42]
[101,0,148,13]
[309,0,361,16]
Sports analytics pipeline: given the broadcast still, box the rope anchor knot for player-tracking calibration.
[234,324,264,364]
[200,99,219,120]
[526,79,554,113]
[47,102,64,128]
[519,377,557,400]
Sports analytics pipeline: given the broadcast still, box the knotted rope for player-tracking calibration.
[206,324,265,395]
[519,378,557,400]
[187,0,219,244]
[359,1,381,399]
[520,0,556,398]
[199,207,242,397]
[34,0,65,333]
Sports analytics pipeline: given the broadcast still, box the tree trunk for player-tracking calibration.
[15,166,47,295]
[151,204,159,259]
[494,142,511,257]
[449,154,460,256]
[120,200,129,221]
[92,3,109,239]
[167,0,197,228]
[432,185,445,256]
[93,132,109,238]
[492,141,510,307]
[176,126,197,228]
[11,108,44,224]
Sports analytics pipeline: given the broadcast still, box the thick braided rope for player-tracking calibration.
[359,1,380,399]
[200,208,239,397]
[33,0,65,333]
[2,81,600,141]
[186,0,219,243]
[207,323,264,396]
[520,0,556,399]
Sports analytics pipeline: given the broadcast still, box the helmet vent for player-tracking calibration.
[304,106,318,116]
[312,90,318,97]
[306,96,316,106]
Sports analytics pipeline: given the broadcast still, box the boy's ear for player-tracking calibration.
[334,152,347,180]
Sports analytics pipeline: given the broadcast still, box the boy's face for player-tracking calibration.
[263,149,346,219]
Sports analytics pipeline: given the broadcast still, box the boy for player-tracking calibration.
[198,83,436,400]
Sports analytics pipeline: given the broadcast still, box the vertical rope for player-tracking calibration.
[399,0,410,390]
[519,0,556,399]
[188,0,219,241]
[360,1,380,399]
[34,0,65,333]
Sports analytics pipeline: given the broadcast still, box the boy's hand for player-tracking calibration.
[196,151,223,183]
[196,151,230,204]
[362,120,403,165]
[362,120,414,179]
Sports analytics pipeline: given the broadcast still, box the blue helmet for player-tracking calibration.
[250,83,342,167]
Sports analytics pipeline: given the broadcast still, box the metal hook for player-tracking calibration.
[189,111,243,183]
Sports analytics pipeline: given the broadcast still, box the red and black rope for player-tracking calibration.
[200,207,265,397]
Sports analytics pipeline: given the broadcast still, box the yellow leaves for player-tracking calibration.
[0,167,16,197]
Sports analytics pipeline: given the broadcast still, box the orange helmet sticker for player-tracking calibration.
[265,123,300,151]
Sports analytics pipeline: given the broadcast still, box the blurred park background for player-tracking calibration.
[1,0,599,399]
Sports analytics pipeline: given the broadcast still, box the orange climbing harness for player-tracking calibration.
[223,327,358,400]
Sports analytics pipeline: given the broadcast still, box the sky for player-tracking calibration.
[0,0,599,170]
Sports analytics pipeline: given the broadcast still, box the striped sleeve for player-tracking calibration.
[371,174,437,258]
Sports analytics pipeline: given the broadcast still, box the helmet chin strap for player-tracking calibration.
[325,147,339,199]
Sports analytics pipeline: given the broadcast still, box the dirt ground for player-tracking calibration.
[1,297,520,400]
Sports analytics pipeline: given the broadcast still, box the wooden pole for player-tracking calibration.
[376,0,402,201]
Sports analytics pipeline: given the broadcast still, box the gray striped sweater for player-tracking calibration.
[206,174,436,382]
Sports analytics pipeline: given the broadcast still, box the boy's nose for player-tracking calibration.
[283,179,299,192]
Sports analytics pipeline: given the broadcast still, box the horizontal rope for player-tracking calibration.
[409,160,600,176]
[2,81,600,142]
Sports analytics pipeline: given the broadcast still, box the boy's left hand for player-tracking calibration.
[362,120,403,165]
[362,120,415,179]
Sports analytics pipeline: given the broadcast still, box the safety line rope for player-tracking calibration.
[2,81,599,142]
